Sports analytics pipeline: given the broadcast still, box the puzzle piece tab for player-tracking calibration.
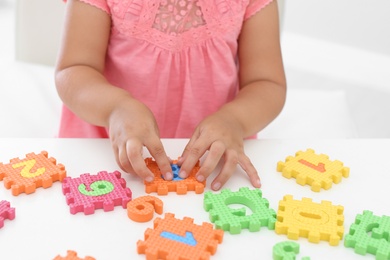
[144,157,205,195]
[277,149,349,192]
[344,210,390,260]
[62,171,132,215]
[275,195,344,246]
[0,200,15,229]
[53,250,95,260]
[127,195,163,222]
[137,213,223,260]
[204,187,276,234]
[0,151,66,195]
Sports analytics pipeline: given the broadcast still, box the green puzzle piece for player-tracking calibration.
[344,210,390,260]
[273,241,311,260]
[203,187,276,234]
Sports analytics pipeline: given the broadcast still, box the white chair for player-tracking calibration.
[5,0,357,138]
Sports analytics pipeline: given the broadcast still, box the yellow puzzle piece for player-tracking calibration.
[275,195,344,246]
[277,149,350,192]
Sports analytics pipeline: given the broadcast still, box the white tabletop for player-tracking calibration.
[0,138,388,260]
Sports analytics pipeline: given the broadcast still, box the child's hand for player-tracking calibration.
[108,99,172,182]
[177,112,261,191]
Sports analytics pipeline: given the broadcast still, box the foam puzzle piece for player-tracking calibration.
[275,195,344,246]
[53,250,95,260]
[62,171,132,215]
[277,149,350,192]
[0,151,66,196]
[0,200,15,229]
[273,241,311,260]
[137,213,224,260]
[203,187,276,234]
[144,157,205,195]
[344,210,390,260]
[127,195,163,222]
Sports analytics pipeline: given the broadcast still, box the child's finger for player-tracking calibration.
[179,136,208,179]
[238,154,261,188]
[195,141,225,182]
[210,151,238,190]
[145,137,172,181]
[126,139,154,182]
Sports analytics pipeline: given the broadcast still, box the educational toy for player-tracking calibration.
[127,195,163,222]
[344,210,390,260]
[0,200,15,229]
[62,171,132,215]
[203,187,276,234]
[277,149,349,192]
[144,157,205,195]
[0,151,66,196]
[275,195,344,246]
[53,250,95,260]
[273,241,311,260]
[137,213,224,260]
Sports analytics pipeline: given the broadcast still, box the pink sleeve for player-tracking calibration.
[244,0,273,20]
[63,0,111,15]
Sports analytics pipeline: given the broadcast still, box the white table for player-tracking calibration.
[0,138,388,259]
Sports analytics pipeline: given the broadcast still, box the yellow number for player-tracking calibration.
[12,159,45,178]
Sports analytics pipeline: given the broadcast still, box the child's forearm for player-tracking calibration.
[55,64,133,128]
[218,80,286,138]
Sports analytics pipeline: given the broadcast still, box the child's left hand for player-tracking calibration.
[177,111,261,191]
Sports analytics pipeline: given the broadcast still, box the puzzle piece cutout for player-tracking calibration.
[277,149,350,192]
[344,210,390,259]
[137,213,223,260]
[62,171,132,215]
[0,151,66,195]
[273,241,311,260]
[127,195,163,222]
[204,187,276,234]
[144,157,205,195]
[0,200,15,229]
[275,195,344,246]
[53,250,95,260]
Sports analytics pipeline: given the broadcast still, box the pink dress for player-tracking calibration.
[59,0,273,138]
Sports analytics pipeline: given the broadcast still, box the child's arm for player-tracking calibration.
[55,0,172,181]
[178,0,286,190]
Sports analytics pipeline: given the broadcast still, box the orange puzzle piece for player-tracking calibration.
[53,250,95,260]
[0,151,66,196]
[127,195,164,222]
[137,213,224,260]
[144,157,205,195]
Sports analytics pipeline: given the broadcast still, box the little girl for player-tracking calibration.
[55,0,286,190]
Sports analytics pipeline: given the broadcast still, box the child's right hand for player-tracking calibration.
[107,98,172,182]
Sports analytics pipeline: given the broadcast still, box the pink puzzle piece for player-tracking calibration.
[62,171,132,215]
[0,200,15,228]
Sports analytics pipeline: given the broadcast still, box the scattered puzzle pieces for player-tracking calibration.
[275,195,344,246]
[53,250,95,260]
[127,195,163,222]
[203,187,276,234]
[0,151,67,196]
[144,157,205,195]
[273,241,311,260]
[344,210,390,260]
[0,200,15,229]
[277,149,350,192]
[62,171,132,215]
[137,213,223,260]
